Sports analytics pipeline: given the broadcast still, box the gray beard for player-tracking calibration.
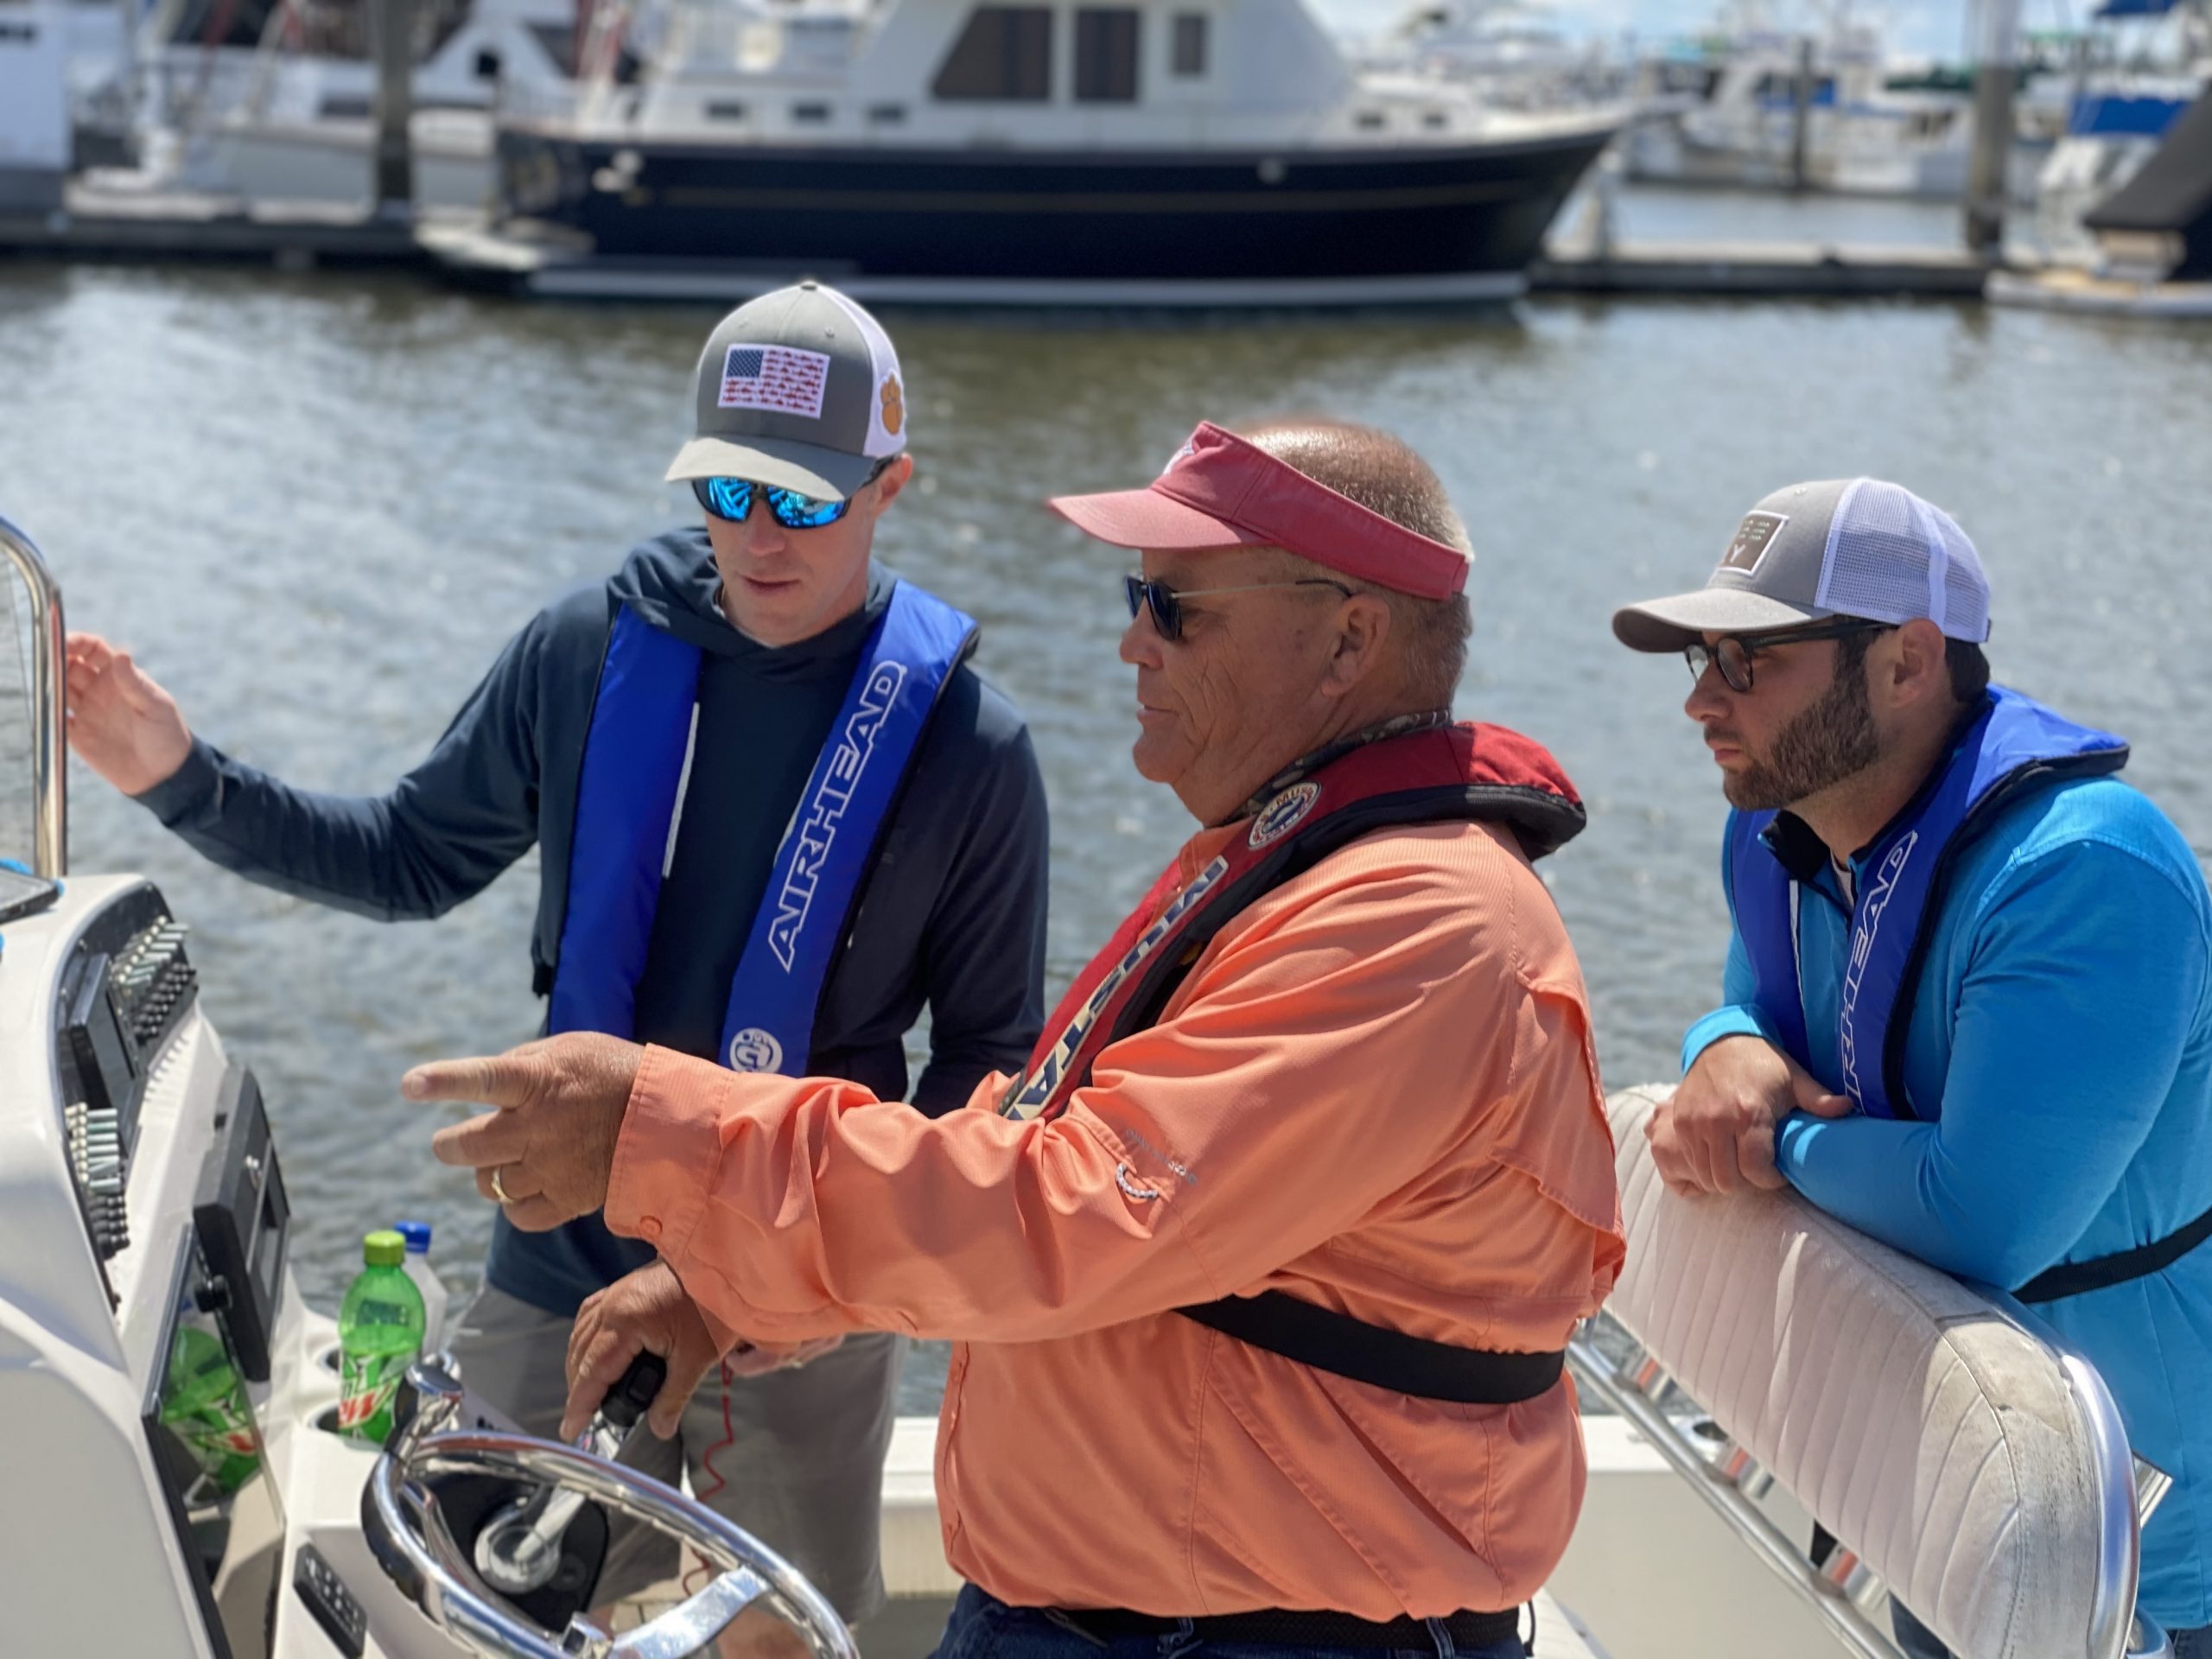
[1723,662,1881,812]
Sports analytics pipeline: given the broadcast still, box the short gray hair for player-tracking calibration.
[1236,419,1473,706]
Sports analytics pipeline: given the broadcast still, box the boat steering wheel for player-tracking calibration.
[364,1357,859,1659]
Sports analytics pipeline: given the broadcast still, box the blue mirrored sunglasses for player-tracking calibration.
[691,461,890,531]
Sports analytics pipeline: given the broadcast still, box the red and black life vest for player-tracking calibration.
[1001,721,1588,1403]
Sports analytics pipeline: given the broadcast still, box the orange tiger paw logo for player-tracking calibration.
[880,376,905,436]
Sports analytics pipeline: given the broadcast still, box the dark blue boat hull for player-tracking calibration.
[493,125,1614,285]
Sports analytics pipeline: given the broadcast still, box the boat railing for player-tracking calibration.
[1571,1084,2172,1659]
[0,515,66,879]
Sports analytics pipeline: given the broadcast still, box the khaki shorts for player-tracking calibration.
[448,1284,905,1622]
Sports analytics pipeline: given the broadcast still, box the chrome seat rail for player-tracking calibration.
[1568,1303,2171,1659]
[1576,1084,2172,1659]
[0,514,66,877]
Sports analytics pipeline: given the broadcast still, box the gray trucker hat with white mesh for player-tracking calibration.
[1611,478,1992,653]
[664,281,907,500]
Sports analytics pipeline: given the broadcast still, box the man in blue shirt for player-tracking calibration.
[1612,478,2212,1656]
[63,283,1051,1654]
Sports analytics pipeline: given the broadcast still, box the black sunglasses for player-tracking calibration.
[1685,619,1892,695]
[1123,574,1353,642]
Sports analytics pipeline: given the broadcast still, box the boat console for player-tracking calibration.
[0,518,855,1659]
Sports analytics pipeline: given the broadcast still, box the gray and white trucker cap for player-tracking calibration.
[1612,478,1993,653]
[665,281,907,500]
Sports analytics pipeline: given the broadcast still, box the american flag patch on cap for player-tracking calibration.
[719,343,830,419]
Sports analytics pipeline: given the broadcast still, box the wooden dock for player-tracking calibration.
[0,181,442,267]
[2,196,2000,301]
[1534,238,1993,299]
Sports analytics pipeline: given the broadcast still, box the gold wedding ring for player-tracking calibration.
[491,1166,512,1205]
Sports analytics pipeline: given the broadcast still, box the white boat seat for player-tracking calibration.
[1532,1587,1609,1659]
[1596,1084,2133,1659]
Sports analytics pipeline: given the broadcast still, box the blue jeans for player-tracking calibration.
[1892,1599,2210,1659]
[925,1585,1528,1659]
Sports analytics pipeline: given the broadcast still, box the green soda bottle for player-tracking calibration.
[336,1230,425,1445]
[160,1324,264,1493]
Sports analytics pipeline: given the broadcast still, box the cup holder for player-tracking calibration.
[316,1344,341,1376]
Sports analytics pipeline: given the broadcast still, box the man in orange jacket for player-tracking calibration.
[410,419,1624,1659]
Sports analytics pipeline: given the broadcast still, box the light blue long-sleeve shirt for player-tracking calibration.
[1686,774,2212,1630]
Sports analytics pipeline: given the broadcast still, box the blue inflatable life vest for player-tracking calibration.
[1729,687,2128,1122]
[549,582,976,1075]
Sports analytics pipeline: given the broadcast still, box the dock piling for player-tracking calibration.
[371,0,416,217]
[1965,0,2020,257]
[1790,36,1815,194]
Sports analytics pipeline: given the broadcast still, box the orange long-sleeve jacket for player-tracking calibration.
[605,814,1624,1619]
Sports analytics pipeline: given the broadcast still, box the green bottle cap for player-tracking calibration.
[363,1230,406,1268]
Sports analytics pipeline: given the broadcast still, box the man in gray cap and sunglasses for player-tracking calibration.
[1614,478,2212,1658]
[66,283,1051,1653]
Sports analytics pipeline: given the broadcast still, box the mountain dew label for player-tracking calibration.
[160,1325,265,1493]
[337,1349,411,1433]
[168,1401,264,1492]
[336,1270,424,1446]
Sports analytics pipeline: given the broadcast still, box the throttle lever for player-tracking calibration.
[474,1351,671,1596]
[588,1351,667,1446]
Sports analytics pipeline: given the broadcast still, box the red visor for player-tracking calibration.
[1047,422,1471,601]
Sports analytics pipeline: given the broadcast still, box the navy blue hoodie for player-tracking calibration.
[138,529,1050,1313]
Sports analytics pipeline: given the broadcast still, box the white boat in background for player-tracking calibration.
[437,0,1620,303]
[2027,0,2210,257]
[73,0,575,208]
[0,507,2187,1659]
[0,0,77,213]
[1348,0,1629,114]
[1994,86,2212,315]
[1624,19,2024,200]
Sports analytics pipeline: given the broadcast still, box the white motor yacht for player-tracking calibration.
[436,0,1622,303]
[1346,0,1627,114]
[74,0,576,208]
[1622,12,2057,202]
[0,519,2180,1659]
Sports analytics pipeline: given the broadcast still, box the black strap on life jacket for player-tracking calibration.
[1178,1291,1566,1405]
[2017,1200,2212,1304]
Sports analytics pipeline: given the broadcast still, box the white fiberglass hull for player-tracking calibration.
[200,109,498,210]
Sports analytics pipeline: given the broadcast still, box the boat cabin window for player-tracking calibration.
[1172,12,1207,77]
[167,0,281,50]
[1075,8,1141,103]
[792,102,833,123]
[933,5,1053,101]
[1356,110,1386,130]
[709,100,749,121]
[868,103,908,124]
[1753,71,1838,103]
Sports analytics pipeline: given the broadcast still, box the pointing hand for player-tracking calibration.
[408,1033,645,1231]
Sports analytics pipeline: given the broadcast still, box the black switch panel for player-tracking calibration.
[293,1542,367,1658]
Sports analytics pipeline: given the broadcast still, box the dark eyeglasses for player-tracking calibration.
[1123,574,1352,642]
[1685,619,1891,695]
[691,459,891,531]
